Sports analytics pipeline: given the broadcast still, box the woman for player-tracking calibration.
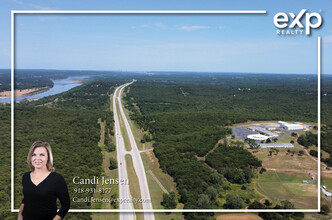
[17,141,70,220]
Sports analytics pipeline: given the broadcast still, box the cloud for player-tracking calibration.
[132,24,150,29]
[132,23,166,30]
[180,25,209,31]
[154,22,166,29]
[323,35,332,43]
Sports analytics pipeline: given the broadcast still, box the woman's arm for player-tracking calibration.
[17,203,24,220]
[56,175,70,219]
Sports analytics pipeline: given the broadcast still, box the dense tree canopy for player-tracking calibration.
[1,71,331,219]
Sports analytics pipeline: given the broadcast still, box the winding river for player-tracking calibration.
[0,76,89,103]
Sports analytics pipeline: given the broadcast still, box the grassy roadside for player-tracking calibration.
[120,87,184,219]
[123,105,153,151]
[91,149,119,220]
[91,100,119,219]
[125,154,144,220]
[141,152,184,220]
[115,86,132,151]
[116,99,132,151]
[122,90,153,151]
[122,88,184,219]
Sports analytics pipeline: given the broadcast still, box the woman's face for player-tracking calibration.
[31,147,48,170]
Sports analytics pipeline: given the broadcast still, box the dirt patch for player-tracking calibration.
[266,168,318,177]
[253,147,317,171]
[146,151,155,163]
[0,87,49,98]
[217,214,262,220]
[290,196,317,209]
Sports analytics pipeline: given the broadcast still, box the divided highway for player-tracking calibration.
[113,81,155,220]
[113,83,136,220]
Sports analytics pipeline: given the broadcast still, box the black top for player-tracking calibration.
[22,171,70,220]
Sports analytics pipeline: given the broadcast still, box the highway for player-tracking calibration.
[113,84,136,220]
[114,81,155,220]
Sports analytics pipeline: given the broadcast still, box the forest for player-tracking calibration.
[205,141,262,184]
[1,71,332,219]
[123,73,325,218]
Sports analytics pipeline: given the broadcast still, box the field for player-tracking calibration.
[256,171,317,209]
[253,146,317,171]
[230,120,319,209]
[248,126,319,209]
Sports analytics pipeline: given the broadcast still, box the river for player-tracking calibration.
[0,76,89,103]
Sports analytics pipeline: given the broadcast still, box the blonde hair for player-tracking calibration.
[27,141,55,172]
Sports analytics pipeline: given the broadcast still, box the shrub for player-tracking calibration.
[109,158,118,170]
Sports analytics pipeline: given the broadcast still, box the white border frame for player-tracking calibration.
[11,10,321,213]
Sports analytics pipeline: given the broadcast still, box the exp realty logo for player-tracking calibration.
[273,9,322,35]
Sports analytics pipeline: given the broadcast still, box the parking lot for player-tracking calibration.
[232,126,257,140]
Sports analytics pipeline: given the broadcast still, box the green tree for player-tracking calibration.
[197,194,210,208]
[161,192,177,209]
[259,167,266,174]
[248,200,265,209]
[206,186,218,200]
[180,189,188,203]
[264,199,271,206]
[209,173,220,184]
[105,142,116,152]
[223,193,244,209]
[141,134,152,143]
[110,194,118,209]
[309,149,318,157]
[281,200,295,209]
[320,205,330,215]
[109,158,118,170]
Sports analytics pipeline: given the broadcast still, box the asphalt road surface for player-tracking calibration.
[114,81,155,220]
[113,84,136,220]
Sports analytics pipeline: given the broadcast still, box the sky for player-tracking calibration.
[1,0,332,74]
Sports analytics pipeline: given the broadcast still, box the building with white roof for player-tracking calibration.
[260,143,294,148]
[278,121,304,131]
[247,134,271,141]
[248,126,278,137]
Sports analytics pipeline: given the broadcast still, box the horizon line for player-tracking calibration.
[0,68,326,75]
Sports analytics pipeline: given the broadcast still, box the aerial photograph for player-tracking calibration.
[0,1,332,220]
